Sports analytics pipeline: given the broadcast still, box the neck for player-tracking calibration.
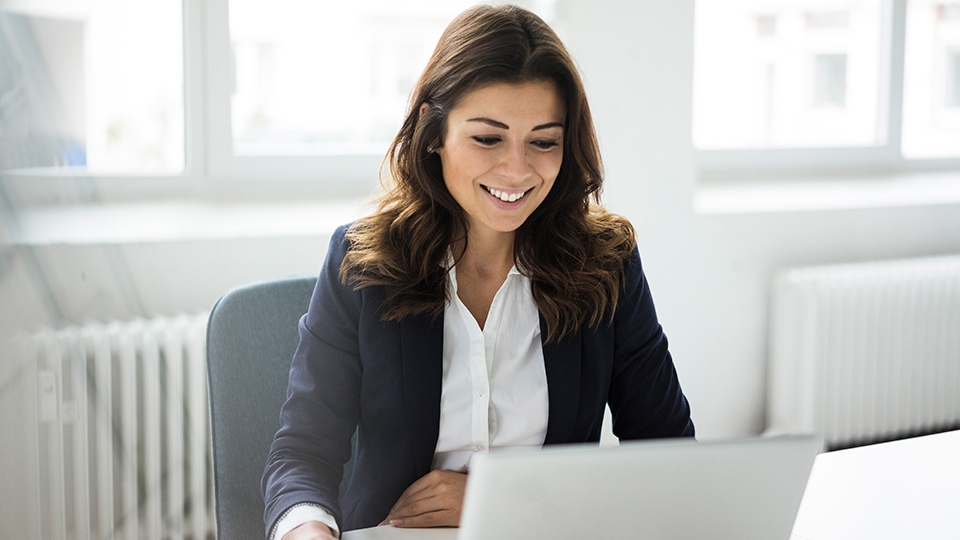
[453,227,516,277]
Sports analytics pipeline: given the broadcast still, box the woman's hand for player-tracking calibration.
[282,521,337,540]
[380,470,468,528]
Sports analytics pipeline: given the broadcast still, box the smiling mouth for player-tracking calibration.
[483,185,533,203]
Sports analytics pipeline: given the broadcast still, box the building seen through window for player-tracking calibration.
[694,0,960,160]
[693,0,883,149]
[902,0,960,157]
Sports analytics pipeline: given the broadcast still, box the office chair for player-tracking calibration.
[206,276,355,540]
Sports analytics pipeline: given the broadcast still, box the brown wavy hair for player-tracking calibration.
[341,4,636,342]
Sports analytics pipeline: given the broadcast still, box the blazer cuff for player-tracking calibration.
[271,503,341,540]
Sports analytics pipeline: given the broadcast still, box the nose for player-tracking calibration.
[497,141,533,181]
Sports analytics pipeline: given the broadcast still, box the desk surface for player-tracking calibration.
[343,528,455,540]
[343,430,960,540]
[789,429,960,540]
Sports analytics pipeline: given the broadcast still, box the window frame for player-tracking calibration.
[201,0,385,191]
[1,0,204,204]
[696,0,960,182]
[8,0,959,205]
[2,0,386,207]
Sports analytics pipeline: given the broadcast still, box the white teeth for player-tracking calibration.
[486,186,526,202]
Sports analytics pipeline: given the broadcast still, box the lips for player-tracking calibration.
[482,185,533,203]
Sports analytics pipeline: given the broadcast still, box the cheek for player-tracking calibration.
[440,149,477,200]
[444,146,493,180]
[533,152,563,184]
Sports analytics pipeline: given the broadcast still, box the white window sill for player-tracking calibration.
[9,198,369,246]
[693,171,960,215]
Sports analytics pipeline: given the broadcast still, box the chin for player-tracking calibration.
[482,221,523,234]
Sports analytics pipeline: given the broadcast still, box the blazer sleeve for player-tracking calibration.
[261,225,362,537]
[607,247,695,440]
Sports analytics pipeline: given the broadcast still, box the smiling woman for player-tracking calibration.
[261,5,695,540]
[437,81,564,242]
[339,5,632,338]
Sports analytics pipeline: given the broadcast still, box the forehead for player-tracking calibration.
[449,80,566,126]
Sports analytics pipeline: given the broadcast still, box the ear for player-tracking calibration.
[420,102,443,154]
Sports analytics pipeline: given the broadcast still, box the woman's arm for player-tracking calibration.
[607,247,695,440]
[262,225,364,537]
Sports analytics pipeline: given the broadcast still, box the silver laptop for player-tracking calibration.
[458,435,820,540]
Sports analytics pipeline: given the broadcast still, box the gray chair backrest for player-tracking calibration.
[206,276,319,540]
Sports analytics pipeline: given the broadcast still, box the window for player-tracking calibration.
[2,0,566,204]
[205,0,561,184]
[902,0,960,157]
[693,0,960,178]
[693,0,883,150]
[813,53,847,108]
[947,50,960,107]
[227,0,476,156]
[0,0,184,174]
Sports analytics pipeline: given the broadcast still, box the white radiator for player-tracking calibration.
[766,255,960,450]
[32,314,214,540]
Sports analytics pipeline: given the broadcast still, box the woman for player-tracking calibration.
[262,5,694,540]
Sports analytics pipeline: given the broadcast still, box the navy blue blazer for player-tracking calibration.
[262,224,694,536]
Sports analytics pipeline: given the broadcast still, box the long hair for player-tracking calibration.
[341,4,636,342]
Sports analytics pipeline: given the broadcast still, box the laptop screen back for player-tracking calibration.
[459,435,819,540]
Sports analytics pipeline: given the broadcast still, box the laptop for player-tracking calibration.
[458,435,820,540]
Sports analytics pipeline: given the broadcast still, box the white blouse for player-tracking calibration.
[432,261,549,471]
[272,263,549,539]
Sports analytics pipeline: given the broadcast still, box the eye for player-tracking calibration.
[472,136,501,146]
[532,139,560,150]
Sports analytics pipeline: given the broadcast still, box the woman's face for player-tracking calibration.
[436,80,565,241]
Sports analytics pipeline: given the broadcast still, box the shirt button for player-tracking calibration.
[475,444,486,451]
[476,385,487,396]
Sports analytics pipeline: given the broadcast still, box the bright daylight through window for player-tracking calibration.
[228,0,477,156]
[226,0,559,157]
[902,1,960,157]
[694,0,885,149]
[694,0,960,160]
[0,0,184,174]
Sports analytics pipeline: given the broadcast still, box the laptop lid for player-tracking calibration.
[458,435,820,540]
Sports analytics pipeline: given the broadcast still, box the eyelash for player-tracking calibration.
[471,136,560,149]
[472,136,501,146]
[533,140,559,149]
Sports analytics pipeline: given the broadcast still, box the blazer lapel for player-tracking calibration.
[400,313,444,477]
[540,314,581,445]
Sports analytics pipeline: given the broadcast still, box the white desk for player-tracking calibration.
[343,528,455,540]
[344,430,960,540]
[790,429,960,540]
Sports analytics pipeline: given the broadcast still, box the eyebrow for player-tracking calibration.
[466,117,564,131]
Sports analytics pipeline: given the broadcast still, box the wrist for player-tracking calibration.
[274,504,341,540]
[283,521,336,540]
